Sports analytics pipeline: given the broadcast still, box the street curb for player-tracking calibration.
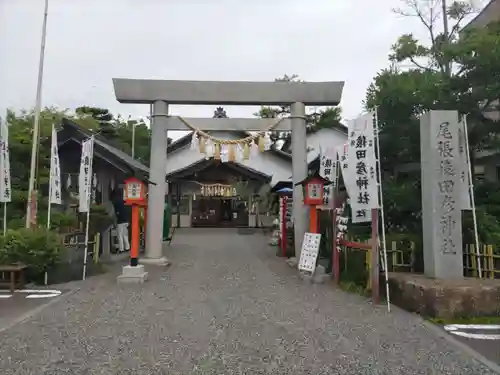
[0,288,81,335]
[423,320,500,374]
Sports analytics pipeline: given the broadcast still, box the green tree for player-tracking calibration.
[114,117,152,166]
[75,106,172,166]
[2,106,158,228]
[3,107,98,226]
[76,106,115,136]
[254,74,344,151]
[364,0,500,243]
[374,0,500,159]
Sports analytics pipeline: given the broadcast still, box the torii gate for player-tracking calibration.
[112,79,344,265]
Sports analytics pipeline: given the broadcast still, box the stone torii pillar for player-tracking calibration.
[112,79,344,263]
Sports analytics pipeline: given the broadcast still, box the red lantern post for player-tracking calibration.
[296,172,331,234]
[123,177,148,267]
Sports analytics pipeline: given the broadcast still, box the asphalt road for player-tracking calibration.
[443,324,500,365]
[0,289,66,332]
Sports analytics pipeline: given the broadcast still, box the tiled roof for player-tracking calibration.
[463,0,500,30]
[60,118,149,176]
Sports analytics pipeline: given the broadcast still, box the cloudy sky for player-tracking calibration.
[0,0,485,140]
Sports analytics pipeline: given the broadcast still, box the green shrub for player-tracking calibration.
[384,232,423,272]
[37,211,79,233]
[0,228,66,281]
[340,248,369,288]
[78,204,114,236]
[463,207,500,253]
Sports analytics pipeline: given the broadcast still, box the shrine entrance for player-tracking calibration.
[112,78,344,264]
[191,196,249,228]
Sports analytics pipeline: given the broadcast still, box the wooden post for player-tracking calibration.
[332,209,340,285]
[309,206,318,233]
[93,232,100,264]
[371,208,380,304]
[130,205,140,266]
[281,196,287,257]
[487,245,494,279]
[471,245,477,277]
[143,205,148,248]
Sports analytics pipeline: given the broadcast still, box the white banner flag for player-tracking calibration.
[78,137,94,213]
[319,146,337,183]
[319,146,337,209]
[0,118,11,203]
[351,203,372,223]
[347,112,379,223]
[458,119,472,210]
[339,143,354,196]
[49,125,62,205]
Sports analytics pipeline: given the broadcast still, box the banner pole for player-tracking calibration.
[47,185,52,230]
[45,183,51,286]
[374,108,391,312]
[26,0,49,228]
[332,152,341,285]
[463,115,482,279]
[82,136,94,281]
[3,203,6,235]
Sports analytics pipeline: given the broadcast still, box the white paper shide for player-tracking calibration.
[0,119,11,203]
[49,125,62,205]
[347,112,379,223]
[78,137,95,213]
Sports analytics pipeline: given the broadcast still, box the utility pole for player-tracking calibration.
[442,0,451,76]
[127,115,135,159]
[131,123,135,159]
[26,0,49,228]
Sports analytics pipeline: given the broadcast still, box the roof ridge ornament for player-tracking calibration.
[213,107,228,118]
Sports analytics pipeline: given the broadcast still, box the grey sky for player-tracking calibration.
[0,0,484,140]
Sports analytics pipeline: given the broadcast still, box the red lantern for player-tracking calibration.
[296,173,330,206]
[295,172,331,234]
[123,177,147,206]
[304,177,325,206]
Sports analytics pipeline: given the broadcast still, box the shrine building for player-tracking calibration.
[166,108,347,228]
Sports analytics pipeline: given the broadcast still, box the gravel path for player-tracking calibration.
[0,228,496,374]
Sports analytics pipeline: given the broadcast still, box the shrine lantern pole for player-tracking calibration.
[123,177,148,267]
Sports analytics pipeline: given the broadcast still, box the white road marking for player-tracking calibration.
[25,292,61,299]
[448,331,500,340]
[0,289,62,299]
[445,324,500,331]
[444,324,500,340]
[14,289,62,294]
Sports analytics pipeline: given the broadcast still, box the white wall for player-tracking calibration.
[167,128,347,185]
[238,152,291,186]
[305,128,348,164]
